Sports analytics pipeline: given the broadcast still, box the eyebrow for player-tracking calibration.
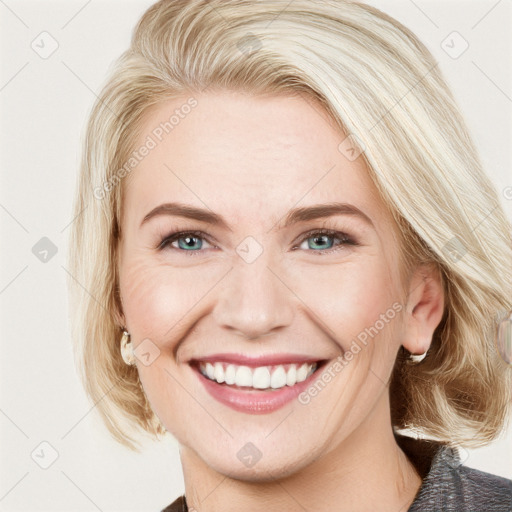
[140,201,374,230]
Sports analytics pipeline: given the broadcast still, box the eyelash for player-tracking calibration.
[157,229,358,255]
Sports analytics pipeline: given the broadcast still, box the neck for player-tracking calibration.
[179,395,422,512]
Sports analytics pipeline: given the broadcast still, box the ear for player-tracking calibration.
[402,264,445,355]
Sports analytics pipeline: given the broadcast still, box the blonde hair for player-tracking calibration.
[68,0,512,451]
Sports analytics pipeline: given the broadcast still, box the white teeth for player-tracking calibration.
[296,363,309,382]
[286,365,297,386]
[198,361,318,390]
[214,362,225,383]
[225,364,236,385]
[205,362,215,380]
[252,367,271,389]
[235,366,253,387]
[270,366,287,388]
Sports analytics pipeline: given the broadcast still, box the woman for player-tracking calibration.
[67,0,512,510]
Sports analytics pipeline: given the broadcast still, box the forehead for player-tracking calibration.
[122,91,388,229]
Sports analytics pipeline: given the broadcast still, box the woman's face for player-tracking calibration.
[118,90,413,479]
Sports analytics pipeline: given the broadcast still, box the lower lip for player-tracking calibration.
[192,364,323,414]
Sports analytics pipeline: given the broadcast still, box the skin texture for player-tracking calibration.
[116,91,445,511]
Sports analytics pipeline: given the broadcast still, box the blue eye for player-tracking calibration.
[176,234,202,250]
[158,229,357,255]
[158,231,212,253]
[296,229,356,254]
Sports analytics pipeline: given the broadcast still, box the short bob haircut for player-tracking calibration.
[68,0,512,452]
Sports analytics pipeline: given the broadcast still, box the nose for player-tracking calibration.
[212,254,294,340]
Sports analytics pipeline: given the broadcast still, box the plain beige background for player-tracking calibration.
[0,1,510,510]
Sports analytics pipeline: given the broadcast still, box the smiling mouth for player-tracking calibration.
[190,359,327,392]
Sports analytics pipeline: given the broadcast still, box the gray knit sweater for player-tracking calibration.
[162,435,512,511]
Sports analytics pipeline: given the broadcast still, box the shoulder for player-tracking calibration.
[456,464,512,508]
[408,443,512,512]
[160,494,187,512]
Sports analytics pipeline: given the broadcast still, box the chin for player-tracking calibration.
[197,438,322,483]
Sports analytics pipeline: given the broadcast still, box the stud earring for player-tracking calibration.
[120,330,136,366]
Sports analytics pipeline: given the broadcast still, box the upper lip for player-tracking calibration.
[189,353,326,367]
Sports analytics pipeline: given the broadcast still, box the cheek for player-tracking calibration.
[119,254,227,347]
[119,257,188,341]
[290,256,400,349]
